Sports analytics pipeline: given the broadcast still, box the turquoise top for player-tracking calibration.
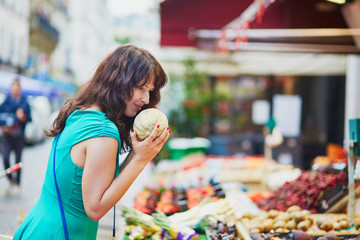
[14,110,121,240]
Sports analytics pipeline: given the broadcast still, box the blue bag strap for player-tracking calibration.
[53,133,69,240]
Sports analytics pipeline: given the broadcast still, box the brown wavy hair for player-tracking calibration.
[45,44,168,152]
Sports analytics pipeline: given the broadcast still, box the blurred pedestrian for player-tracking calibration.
[14,44,170,239]
[0,78,31,196]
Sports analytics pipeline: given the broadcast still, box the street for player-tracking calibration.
[0,138,50,236]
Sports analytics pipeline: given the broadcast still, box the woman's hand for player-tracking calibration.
[82,125,169,221]
[130,124,170,166]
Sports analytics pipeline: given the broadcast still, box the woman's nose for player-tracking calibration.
[141,92,150,104]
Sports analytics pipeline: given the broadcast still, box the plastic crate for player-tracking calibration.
[167,138,211,160]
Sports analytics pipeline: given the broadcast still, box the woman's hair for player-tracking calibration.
[45,44,168,152]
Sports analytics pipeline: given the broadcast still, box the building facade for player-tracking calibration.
[0,0,29,73]
[27,0,114,86]
[67,0,114,85]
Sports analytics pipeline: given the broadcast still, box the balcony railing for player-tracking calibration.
[30,13,59,43]
[29,12,59,53]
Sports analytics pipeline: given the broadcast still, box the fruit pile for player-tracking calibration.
[133,182,225,215]
[254,171,347,213]
[133,188,180,214]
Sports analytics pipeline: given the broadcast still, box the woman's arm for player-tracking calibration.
[82,125,170,221]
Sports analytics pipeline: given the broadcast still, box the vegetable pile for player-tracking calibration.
[205,216,240,240]
[121,205,200,240]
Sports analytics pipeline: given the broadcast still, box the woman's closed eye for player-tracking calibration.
[138,86,154,93]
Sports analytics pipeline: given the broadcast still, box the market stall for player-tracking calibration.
[118,145,359,240]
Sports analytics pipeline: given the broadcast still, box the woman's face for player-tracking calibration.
[124,78,155,117]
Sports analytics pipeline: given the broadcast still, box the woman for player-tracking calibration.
[14,44,170,239]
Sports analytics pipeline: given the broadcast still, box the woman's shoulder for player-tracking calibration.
[69,109,106,121]
[67,110,119,137]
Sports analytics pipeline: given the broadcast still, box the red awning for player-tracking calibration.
[160,0,356,52]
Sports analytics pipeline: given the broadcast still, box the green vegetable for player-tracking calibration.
[152,211,200,240]
[193,215,211,234]
[151,231,162,240]
[121,205,162,233]
[129,226,146,240]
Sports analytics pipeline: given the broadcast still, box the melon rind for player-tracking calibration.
[133,108,168,140]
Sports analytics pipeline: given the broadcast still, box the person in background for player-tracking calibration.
[14,44,170,239]
[0,78,32,196]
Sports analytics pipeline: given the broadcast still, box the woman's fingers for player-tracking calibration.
[130,128,137,142]
[155,127,170,144]
[147,124,160,141]
[145,124,170,148]
[133,123,170,150]
[131,124,170,162]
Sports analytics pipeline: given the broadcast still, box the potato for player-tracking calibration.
[262,219,274,232]
[312,230,328,236]
[249,221,264,232]
[287,205,302,213]
[354,218,360,228]
[274,220,286,229]
[275,213,290,222]
[320,221,334,231]
[337,215,349,221]
[338,219,349,229]
[306,216,314,225]
[297,220,311,232]
[286,220,297,230]
[255,210,269,220]
[316,219,325,228]
[275,228,289,233]
[290,211,306,223]
[301,210,311,216]
[268,210,281,219]
[332,222,341,230]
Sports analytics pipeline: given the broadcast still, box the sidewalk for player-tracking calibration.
[0,138,50,236]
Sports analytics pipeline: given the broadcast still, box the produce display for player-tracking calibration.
[133,181,225,215]
[316,144,348,165]
[122,205,199,240]
[152,211,199,240]
[239,206,356,234]
[168,197,242,227]
[253,171,347,213]
[203,216,240,240]
[134,108,168,140]
[133,188,185,214]
[251,230,313,240]
[123,194,360,240]
[121,149,358,240]
[239,209,360,240]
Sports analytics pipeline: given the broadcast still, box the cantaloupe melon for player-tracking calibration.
[133,108,168,140]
